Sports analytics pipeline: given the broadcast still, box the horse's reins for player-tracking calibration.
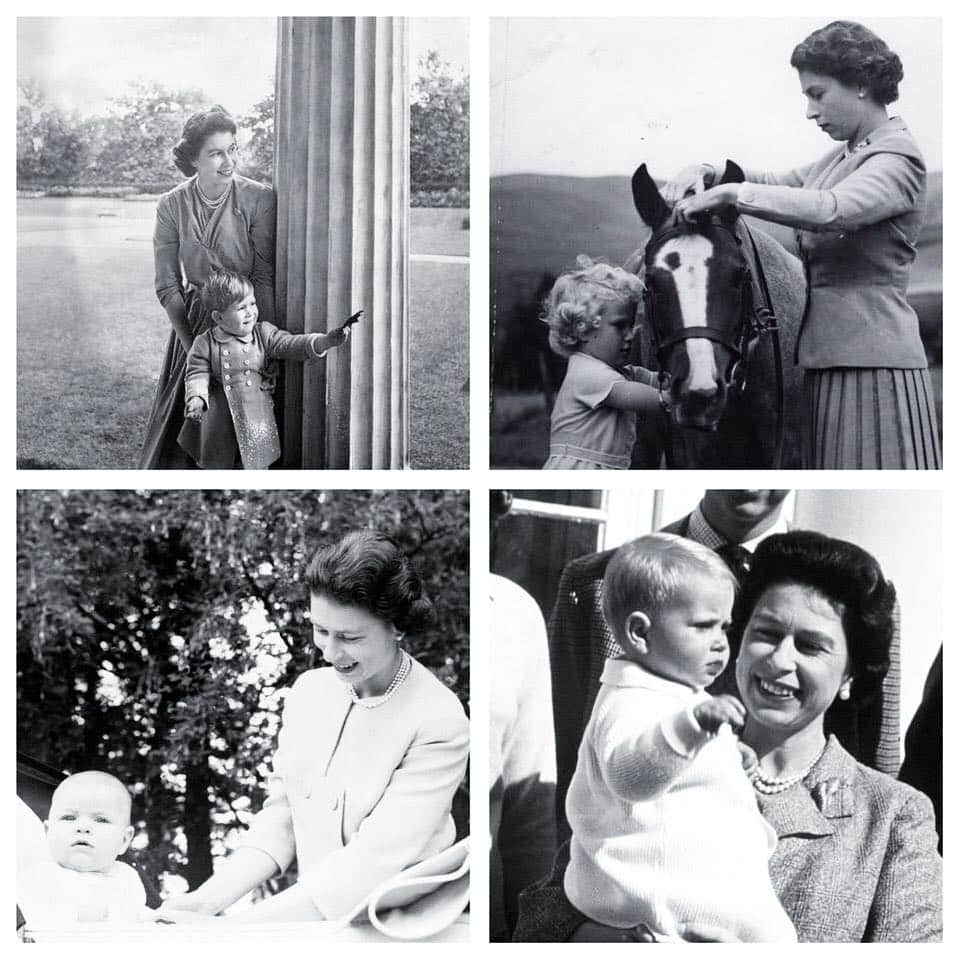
[642,216,785,469]
[740,220,785,471]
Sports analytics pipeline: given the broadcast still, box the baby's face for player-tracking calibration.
[215,291,258,337]
[46,781,133,873]
[643,571,734,689]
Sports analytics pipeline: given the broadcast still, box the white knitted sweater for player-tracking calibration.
[564,658,796,941]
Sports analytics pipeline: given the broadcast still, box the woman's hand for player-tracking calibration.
[662,163,715,204]
[694,693,746,734]
[569,921,655,942]
[673,184,741,222]
[155,890,218,919]
[185,397,206,421]
[678,921,742,942]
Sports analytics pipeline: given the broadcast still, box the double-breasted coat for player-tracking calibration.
[182,322,326,469]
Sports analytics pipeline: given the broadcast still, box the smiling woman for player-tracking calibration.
[516,529,942,942]
[138,105,277,468]
[157,529,469,924]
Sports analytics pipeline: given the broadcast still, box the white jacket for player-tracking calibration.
[240,658,469,919]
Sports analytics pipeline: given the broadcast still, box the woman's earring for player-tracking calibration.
[839,681,851,701]
[858,90,866,99]
[395,631,405,644]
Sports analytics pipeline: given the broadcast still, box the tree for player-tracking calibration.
[237,90,274,185]
[91,83,209,186]
[17,490,469,893]
[16,79,88,183]
[410,51,469,192]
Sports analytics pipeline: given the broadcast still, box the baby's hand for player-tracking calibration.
[185,397,206,421]
[693,694,746,735]
[737,740,759,776]
[325,325,350,349]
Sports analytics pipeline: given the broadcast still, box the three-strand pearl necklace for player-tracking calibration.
[195,178,231,210]
[348,650,411,709]
[751,739,828,795]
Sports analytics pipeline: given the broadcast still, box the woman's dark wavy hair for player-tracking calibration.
[791,20,904,105]
[172,105,237,176]
[306,530,435,634]
[731,531,896,710]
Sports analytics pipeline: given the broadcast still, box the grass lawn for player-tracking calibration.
[410,262,469,469]
[410,208,469,257]
[17,198,468,469]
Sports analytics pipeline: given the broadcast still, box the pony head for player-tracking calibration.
[630,162,752,431]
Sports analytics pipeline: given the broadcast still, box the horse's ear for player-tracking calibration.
[718,160,745,184]
[632,164,671,231]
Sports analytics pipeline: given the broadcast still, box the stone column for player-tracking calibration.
[274,17,409,468]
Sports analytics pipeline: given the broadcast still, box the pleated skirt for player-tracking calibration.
[802,368,941,470]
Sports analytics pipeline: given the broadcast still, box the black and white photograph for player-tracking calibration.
[490,18,942,469]
[17,16,469,470]
[16,489,470,941]
[490,489,942,941]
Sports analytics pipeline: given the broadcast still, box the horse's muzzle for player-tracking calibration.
[671,382,726,432]
[671,407,720,432]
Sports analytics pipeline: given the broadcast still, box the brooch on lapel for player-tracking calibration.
[811,778,854,818]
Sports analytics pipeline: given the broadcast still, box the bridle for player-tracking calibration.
[641,215,785,468]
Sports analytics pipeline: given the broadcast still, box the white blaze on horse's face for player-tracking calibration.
[653,234,719,396]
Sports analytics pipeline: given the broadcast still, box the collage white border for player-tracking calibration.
[7,0,954,953]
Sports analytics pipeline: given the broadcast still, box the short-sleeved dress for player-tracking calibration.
[138,174,276,469]
[544,353,653,469]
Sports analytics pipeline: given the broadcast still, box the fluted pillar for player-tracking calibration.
[274,17,409,469]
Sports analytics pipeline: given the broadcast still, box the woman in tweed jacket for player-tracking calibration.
[515,531,941,942]
[666,21,939,469]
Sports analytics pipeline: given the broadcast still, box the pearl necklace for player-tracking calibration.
[751,740,828,795]
[348,650,411,709]
[194,177,231,210]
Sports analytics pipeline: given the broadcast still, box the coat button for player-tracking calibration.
[223,350,230,356]
[569,590,578,606]
[225,374,231,381]
[246,381,252,387]
[224,362,230,369]
[225,385,232,392]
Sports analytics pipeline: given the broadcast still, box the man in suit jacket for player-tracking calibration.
[548,490,900,840]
